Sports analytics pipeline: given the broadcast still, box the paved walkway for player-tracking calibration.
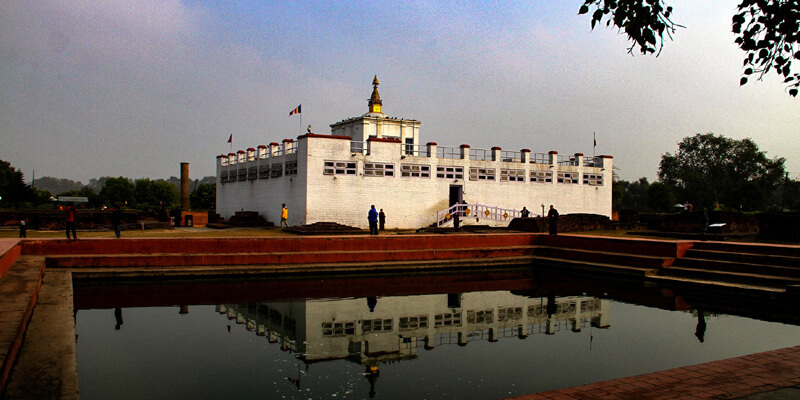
[506,345,800,400]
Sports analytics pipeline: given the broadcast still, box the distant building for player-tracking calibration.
[215,76,613,229]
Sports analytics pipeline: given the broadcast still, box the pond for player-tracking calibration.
[74,269,800,400]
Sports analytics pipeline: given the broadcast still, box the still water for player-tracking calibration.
[75,270,800,400]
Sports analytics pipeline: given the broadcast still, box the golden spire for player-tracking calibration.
[368,75,382,113]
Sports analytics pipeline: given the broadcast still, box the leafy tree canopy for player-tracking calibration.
[32,176,84,196]
[99,177,136,207]
[658,133,785,211]
[0,159,34,208]
[134,178,178,208]
[579,0,800,96]
[190,183,216,210]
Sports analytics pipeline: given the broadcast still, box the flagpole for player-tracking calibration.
[593,132,596,158]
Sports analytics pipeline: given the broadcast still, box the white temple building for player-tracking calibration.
[215,77,613,229]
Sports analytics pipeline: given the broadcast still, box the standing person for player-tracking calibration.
[281,204,290,229]
[111,205,123,238]
[520,207,530,218]
[65,205,77,240]
[547,205,559,235]
[19,218,27,238]
[368,205,379,235]
[378,209,386,231]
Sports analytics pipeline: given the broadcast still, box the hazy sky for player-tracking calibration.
[1,1,797,184]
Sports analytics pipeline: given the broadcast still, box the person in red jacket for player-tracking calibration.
[64,205,77,240]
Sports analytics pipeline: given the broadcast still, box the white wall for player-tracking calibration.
[217,135,612,229]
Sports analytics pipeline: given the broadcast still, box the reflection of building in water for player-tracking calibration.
[217,291,610,366]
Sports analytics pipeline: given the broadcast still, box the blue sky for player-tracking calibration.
[1,1,797,184]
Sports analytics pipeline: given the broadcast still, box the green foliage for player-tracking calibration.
[658,133,785,211]
[580,0,800,96]
[0,159,35,208]
[99,177,136,207]
[579,0,681,55]
[733,1,800,96]
[32,176,84,195]
[613,177,651,211]
[134,178,178,209]
[647,181,676,212]
[190,183,216,210]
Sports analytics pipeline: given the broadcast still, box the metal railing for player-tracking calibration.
[436,203,523,227]
[469,148,492,161]
[436,146,460,159]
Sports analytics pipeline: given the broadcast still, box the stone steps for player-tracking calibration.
[682,248,800,269]
[658,265,800,289]
[44,245,539,268]
[65,256,539,279]
[533,246,673,269]
[675,256,800,278]
[529,255,659,277]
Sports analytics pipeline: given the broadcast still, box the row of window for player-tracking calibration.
[223,160,604,186]
[321,301,600,336]
[221,161,298,183]
[323,160,604,185]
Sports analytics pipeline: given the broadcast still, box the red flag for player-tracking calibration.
[227,134,232,143]
[289,104,301,116]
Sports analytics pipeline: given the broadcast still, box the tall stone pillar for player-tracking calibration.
[180,162,190,210]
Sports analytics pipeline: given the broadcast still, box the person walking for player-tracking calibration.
[19,218,27,238]
[378,209,386,231]
[65,205,77,240]
[368,205,379,235]
[111,205,123,238]
[281,204,290,229]
[547,205,559,235]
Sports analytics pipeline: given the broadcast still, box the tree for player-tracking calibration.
[190,183,216,210]
[0,159,34,208]
[647,181,676,212]
[134,178,178,209]
[579,0,800,96]
[99,177,135,207]
[658,133,785,211]
[32,176,84,195]
[613,177,651,211]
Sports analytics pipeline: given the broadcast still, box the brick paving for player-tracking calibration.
[505,345,800,400]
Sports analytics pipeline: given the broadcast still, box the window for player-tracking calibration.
[497,307,523,322]
[362,319,393,333]
[322,321,355,336]
[220,174,228,184]
[469,167,496,181]
[434,312,462,327]
[271,163,283,178]
[228,170,237,182]
[247,166,257,181]
[583,173,603,186]
[500,169,525,182]
[530,171,553,183]
[285,161,297,176]
[324,160,357,175]
[258,165,270,179]
[557,171,579,184]
[401,164,430,178]
[364,162,394,177]
[528,304,545,317]
[237,168,247,181]
[399,316,428,331]
[467,309,494,324]
[436,166,463,179]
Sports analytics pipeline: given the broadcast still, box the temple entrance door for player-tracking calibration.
[449,185,463,207]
